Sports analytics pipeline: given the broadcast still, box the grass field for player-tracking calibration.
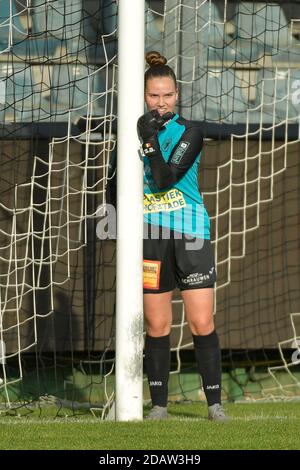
[0,402,299,450]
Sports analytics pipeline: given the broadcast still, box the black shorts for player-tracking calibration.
[143,225,216,293]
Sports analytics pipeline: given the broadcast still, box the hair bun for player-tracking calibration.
[146,51,167,67]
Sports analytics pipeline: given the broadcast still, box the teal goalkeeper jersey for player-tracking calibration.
[143,114,210,239]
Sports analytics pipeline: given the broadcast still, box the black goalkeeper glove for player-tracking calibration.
[137,110,173,156]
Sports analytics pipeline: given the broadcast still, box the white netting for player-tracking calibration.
[0,0,118,413]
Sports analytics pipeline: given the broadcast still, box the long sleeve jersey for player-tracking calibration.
[143,113,210,239]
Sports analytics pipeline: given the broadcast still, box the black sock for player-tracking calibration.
[193,330,222,406]
[145,334,170,407]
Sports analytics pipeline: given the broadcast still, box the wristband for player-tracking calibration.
[142,142,157,156]
[142,135,159,156]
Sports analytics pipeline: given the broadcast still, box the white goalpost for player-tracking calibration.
[115,0,145,421]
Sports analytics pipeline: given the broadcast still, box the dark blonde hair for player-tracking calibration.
[144,51,177,88]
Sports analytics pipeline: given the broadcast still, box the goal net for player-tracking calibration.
[0,0,300,416]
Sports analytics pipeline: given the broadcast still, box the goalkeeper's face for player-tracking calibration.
[145,77,178,116]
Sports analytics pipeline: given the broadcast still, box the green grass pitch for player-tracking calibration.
[0,402,299,450]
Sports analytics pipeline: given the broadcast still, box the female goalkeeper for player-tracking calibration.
[138,51,228,421]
